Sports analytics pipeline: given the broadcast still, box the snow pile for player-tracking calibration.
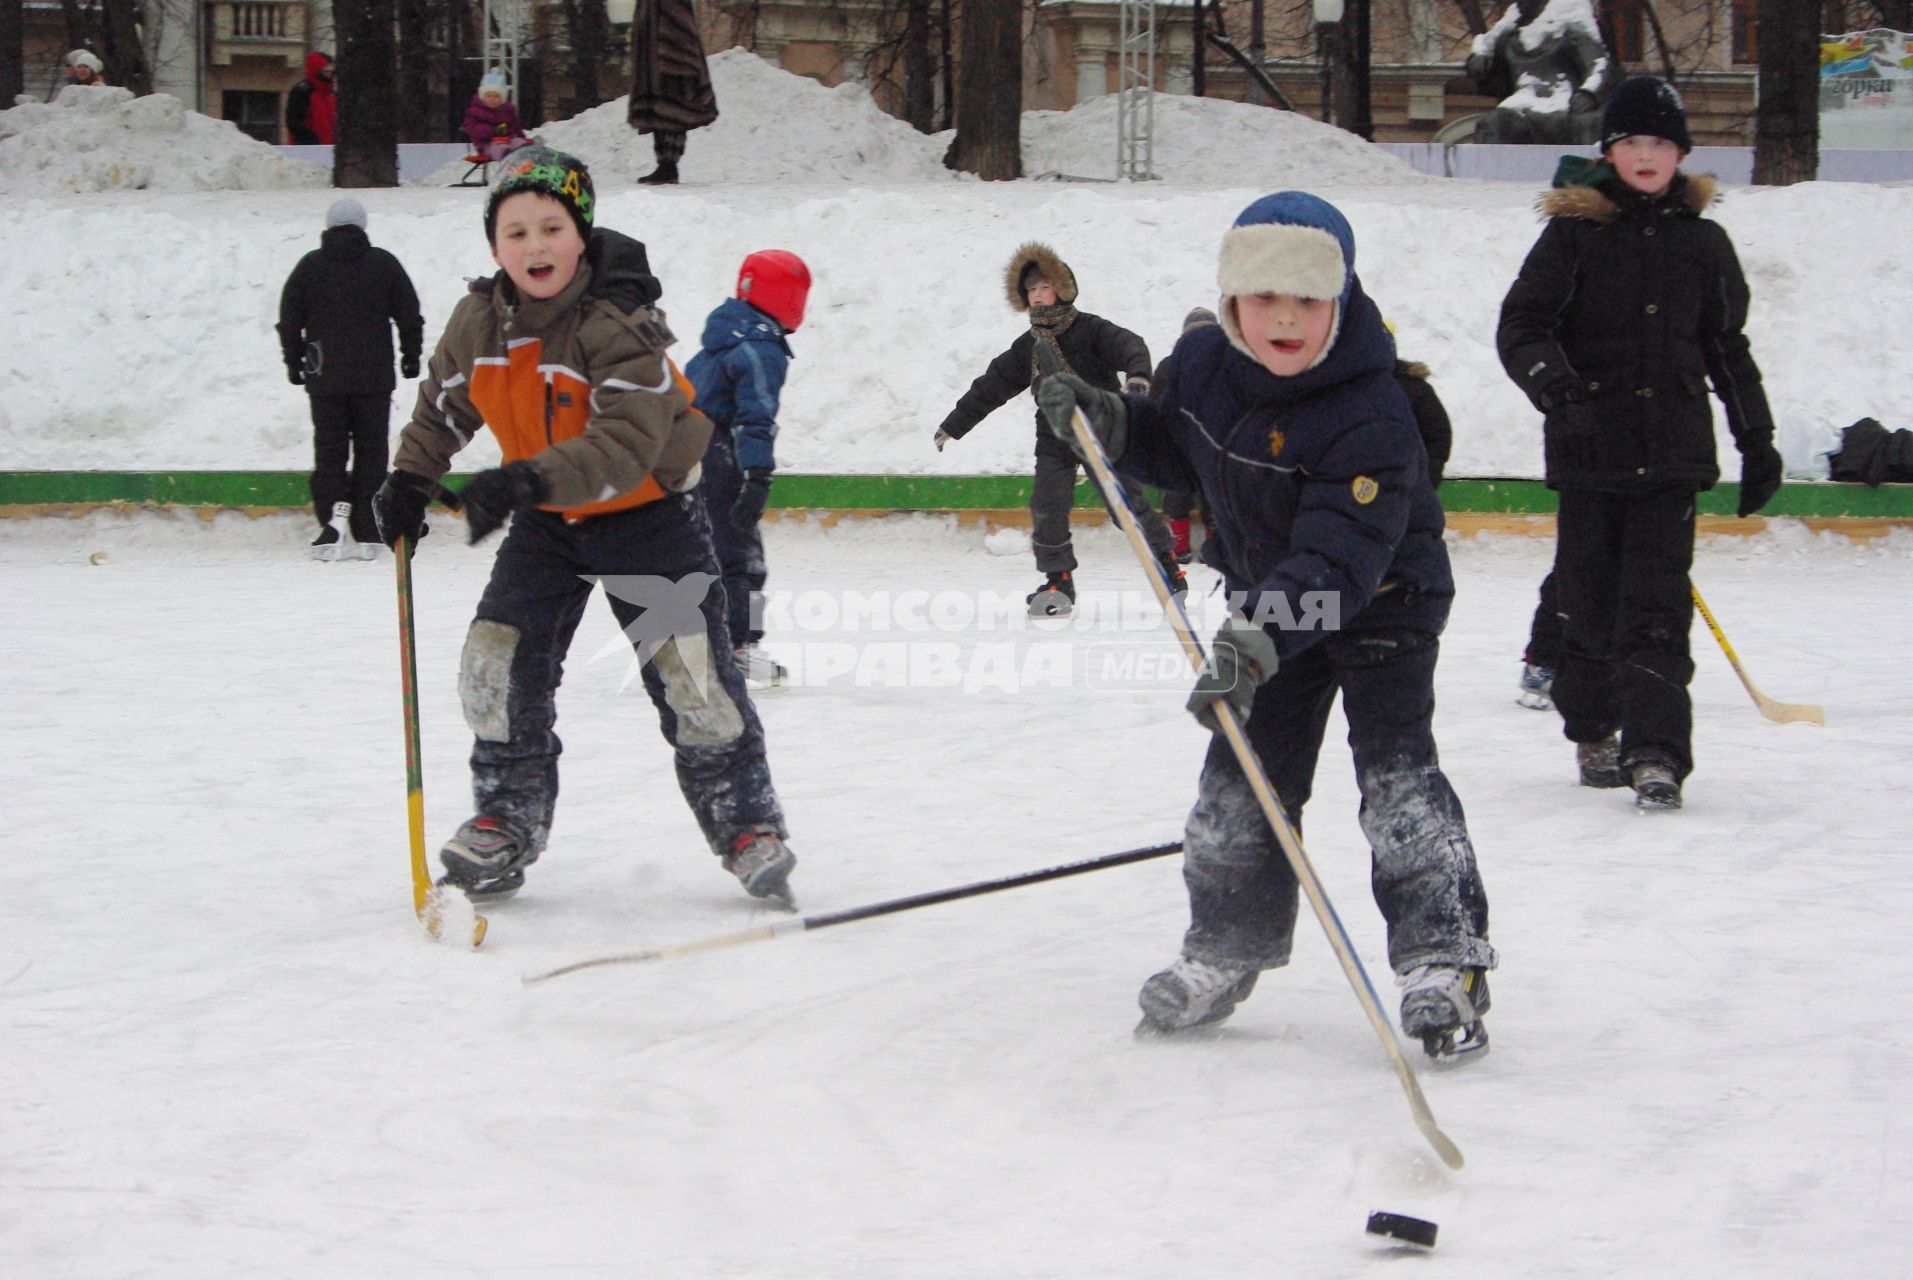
[0,86,330,194]
[1021,90,1422,186]
[422,47,952,187]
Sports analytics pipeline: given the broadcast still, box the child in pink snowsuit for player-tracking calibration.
[463,70,531,162]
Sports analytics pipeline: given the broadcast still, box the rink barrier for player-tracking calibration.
[2,471,1911,531]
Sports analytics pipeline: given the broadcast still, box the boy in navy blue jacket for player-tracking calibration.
[1039,192,1495,1058]
[687,250,811,686]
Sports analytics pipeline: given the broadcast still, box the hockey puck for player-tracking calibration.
[89,550,108,565]
[1366,1211,1437,1249]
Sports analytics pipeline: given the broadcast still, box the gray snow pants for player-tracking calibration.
[1178,626,1494,977]
[459,494,786,858]
[1029,436,1175,575]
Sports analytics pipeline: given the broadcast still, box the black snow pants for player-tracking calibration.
[1029,434,1175,575]
[699,429,768,650]
[459,494,786,858]
[1524,570,1564,670]
[1178,626,1494,977]
[1549,487,1697,779]
[309,394,390,543]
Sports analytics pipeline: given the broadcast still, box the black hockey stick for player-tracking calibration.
[520,841,1182,984]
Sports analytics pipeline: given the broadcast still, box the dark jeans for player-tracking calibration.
[461,495,785,857]
[1550,487,1697,778]
[699,430,767,650]
[1179,627,1494,976]
[309,394,389,542]
[1029,436,1174,574]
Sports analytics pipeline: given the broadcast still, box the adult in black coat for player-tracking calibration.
[934,242,1180,609]
[1496,76,1784,808]
[277,198,424,551]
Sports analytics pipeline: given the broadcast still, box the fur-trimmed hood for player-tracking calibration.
[1538,170,1719,223]
[1004,242,1078,312]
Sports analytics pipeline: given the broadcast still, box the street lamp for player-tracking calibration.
[1315,0,1343,124]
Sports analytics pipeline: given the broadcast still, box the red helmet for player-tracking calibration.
[736,250,811,332]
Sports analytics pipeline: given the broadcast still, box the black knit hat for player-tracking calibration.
[484,145,596,244]
[1601,76,1692,154]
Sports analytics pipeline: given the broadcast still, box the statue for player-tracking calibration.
[1464,0,1616,145]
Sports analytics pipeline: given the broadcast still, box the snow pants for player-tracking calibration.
[1029,434,1175,575]
[1178,626,1495,977]
[1524,570,1564,669]
[308,394,389,543]
[1550,487,1696,779]
[699,429,768,650]
[459,495,786,858]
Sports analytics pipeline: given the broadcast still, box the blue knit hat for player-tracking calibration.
[479,69,509,97]
[1216,191,1358,369]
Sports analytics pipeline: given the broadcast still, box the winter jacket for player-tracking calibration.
[1121,285,1453,661]
[938,314,1150,448]
[628,0,717,134]
[286,52,335,145]
[1394,360,1451,485]
[685,297,791,474]
[276,224,424,398]
[462,96,526,152]
[392,229,711,523]
[1497,165,1775,494]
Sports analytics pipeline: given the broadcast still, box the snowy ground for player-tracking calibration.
[3,510,1908,1278]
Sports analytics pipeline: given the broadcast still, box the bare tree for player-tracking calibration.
[396,0,434,142]
[902,0,936,131]
[564,0,609,116]
[1448,0,1490,34]
[100,0,150,93]
[1323,0,1372,139]
[1751,0,1818,185]
[0,0,22,104]
[335,0,400,187]
[943,0,1020,179]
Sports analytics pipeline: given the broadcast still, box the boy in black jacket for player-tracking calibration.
[1497,77,1783,811]
[934,243,1183,615]
[277,198,423,557]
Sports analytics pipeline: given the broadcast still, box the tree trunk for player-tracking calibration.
[568,0,608,118]
[1334,0,1372,141]
[0,0,23,106]
[334,0,399,187]
[1637,0,1678,84]
[396,0,433,142]
[942,0,1019,180]
[1752,0,1819,186]
[100,0,151,94]
[902,0,934,132]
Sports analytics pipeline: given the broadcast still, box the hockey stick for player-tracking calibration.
[396,534,488,947]
[520,841,1182,984]
[1690,585,1826,727]
[1052,380,1465,1171]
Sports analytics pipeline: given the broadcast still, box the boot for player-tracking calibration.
[308,525,341,561]
[734,643,789,688]
[1026,570,1075,618]
[1136,956,1258,1035]
[1398,963,1491,1059]
[1517,661,1556,710]
[724,828,797,905]
[637,160,679,186]
[440,815,537,901]
[1630,759,1683,812]
[1576,734,1624,788]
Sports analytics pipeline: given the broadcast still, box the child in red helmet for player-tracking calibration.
[686,250,812,686]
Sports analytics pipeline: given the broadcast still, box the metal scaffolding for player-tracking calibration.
[480,0,528,98]
[1116,0,1159,181]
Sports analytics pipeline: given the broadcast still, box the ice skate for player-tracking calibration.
[1630,759,1683,812]
[724,828,797,907]
[1576,734,1625,788]
[439,815,537,901]
[1135,956,1258,1036]
[308,525,341,561]
[1026,570,1075,618]
[734,643,789,689]
[1517,662,1555,710]
[1397,964,1490,1060]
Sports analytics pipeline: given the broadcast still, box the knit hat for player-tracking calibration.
[1600,76,1692,154]
[1216,191,1357,369]
[484,145,595,244]
[325,197,367,230]
[479,69,509,97]
[1181,306,1218,333]
[66,49,103,74]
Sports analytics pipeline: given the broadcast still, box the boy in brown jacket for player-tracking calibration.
[373,147,797,906]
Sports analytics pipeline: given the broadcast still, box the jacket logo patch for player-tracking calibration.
[1351,475,1379,505]
[1267,429,1285,458]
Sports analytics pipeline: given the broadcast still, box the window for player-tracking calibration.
[1732,0,1758,64]
[223,90,281,145]
[1603,0,1645,64]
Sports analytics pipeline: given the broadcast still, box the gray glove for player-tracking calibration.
[1034,343,1130,462]
[1187,615,1279,732]
[934,429,954,452]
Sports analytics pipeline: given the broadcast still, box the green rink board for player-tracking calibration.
[2,471,1912,519]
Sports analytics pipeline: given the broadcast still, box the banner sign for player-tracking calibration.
[1820,29,1913,148]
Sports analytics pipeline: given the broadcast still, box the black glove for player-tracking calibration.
[286,366,304,386]
[1737,443,1783,517]
[372,469,436,549]
[1186,615,1280,732]
[1034,342,1130,461]
[400,356,420,380]
[461,461,550,544]
[732,467,772,531]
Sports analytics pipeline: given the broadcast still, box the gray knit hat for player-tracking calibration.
[325,197,368,230]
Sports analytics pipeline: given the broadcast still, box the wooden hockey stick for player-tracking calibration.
[396,535,488,947]
[1053,376,1464,1171]
[1690,586,1826,727]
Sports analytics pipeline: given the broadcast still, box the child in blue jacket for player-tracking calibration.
[686,251,812,686]
[1038,192,1495,1058]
